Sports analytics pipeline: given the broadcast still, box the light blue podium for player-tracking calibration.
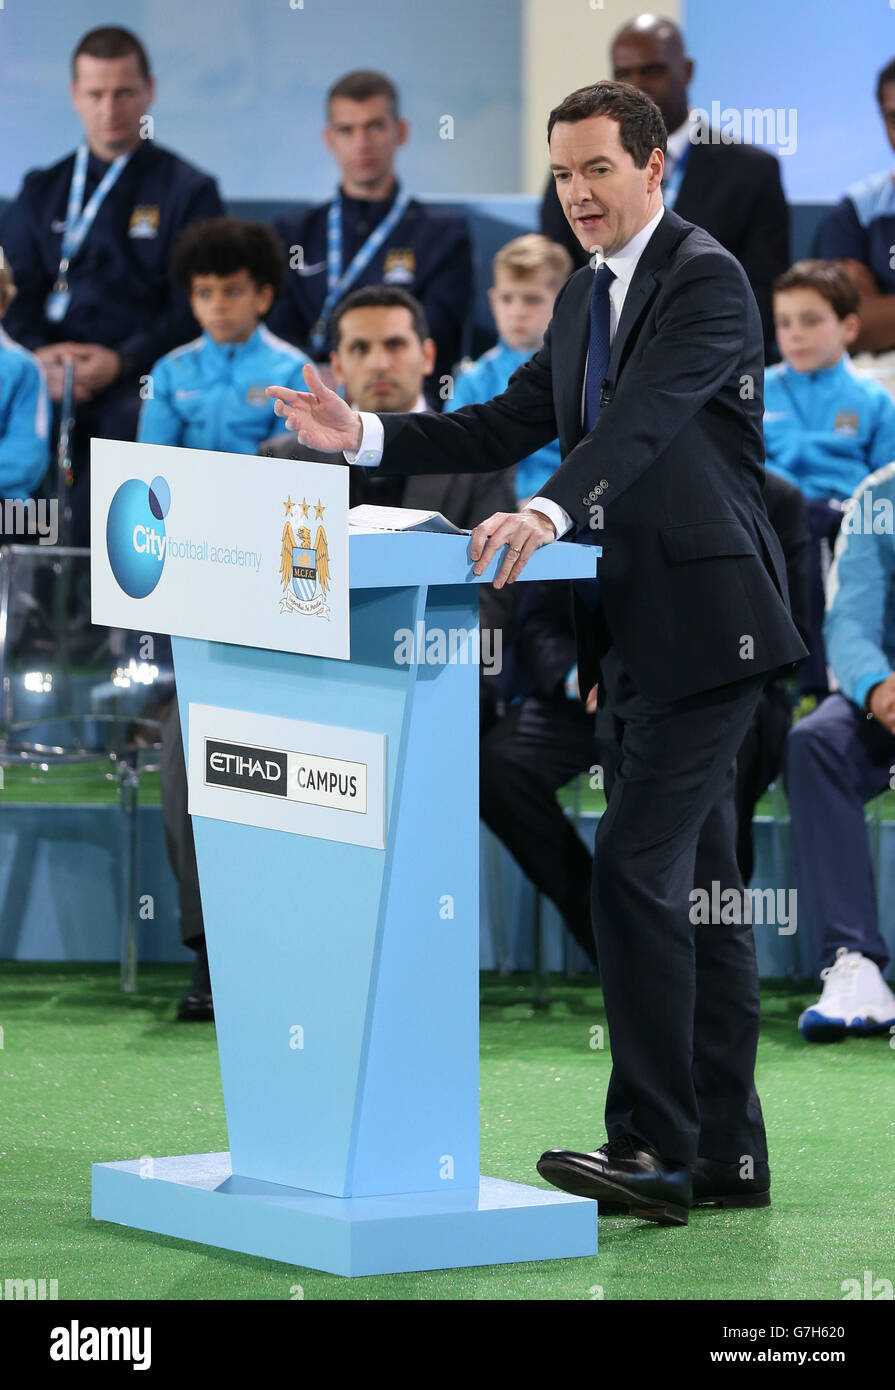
[92,528,600,1276]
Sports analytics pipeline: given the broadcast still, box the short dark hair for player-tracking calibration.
[330,285,429,347]
[72,27,151,82]
[326,70,399,121]
[772,260,860,320]
[877,58,895,102]
[172,218,285,295]
[547,80,667,167]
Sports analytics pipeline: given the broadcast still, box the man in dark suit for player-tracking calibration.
[267,81,807,1226]
[261,284,513,528]
[163,283,514,1022]
[540,15,789,360]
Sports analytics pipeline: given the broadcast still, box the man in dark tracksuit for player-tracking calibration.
[0,26,223,545]
[268,70,472,406]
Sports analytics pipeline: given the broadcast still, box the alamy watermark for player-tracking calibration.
[0,1276,58,1299]
[690,881,797,935]
[393,621,502,675]
[0,497,58,545]
[689,103,797,157]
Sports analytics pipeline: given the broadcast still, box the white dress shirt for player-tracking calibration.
[344,203,666,540]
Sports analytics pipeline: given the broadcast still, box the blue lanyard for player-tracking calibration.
[310,187,411,354]
[58,143,131,272]
[662,141,691,210]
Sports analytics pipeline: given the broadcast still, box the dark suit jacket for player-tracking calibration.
[540,138,789,360]
[509,472,810,708]
[370,207,807,704]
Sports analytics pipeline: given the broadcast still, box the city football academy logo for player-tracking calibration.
[279,495,331,618]
[106,475,170,598]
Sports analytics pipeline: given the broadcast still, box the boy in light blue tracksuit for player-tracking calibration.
[764,260,895,693]
[445,234,572,504]
[784,462,895,1040]
[138,218,310,452]
[0,261,50,503]
[138,217,311,1023]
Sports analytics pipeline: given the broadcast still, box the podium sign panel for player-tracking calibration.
[187,702,387,849]
[90,442,601,1276]
[90,438,350,659]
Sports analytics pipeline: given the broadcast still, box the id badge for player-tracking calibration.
[45,287,71,322]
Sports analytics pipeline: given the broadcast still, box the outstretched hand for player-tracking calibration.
[266,363,363,455]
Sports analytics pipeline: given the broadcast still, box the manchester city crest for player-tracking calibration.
[279,496,331,618]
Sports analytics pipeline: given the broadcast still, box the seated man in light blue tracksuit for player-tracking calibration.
[785,463,895,1040]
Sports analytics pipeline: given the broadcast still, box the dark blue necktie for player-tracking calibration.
[577,263,615,618]
[584,264,616,433]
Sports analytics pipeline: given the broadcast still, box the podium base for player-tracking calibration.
[91,1153,598,1277]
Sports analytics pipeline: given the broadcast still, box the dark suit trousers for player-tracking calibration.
[596,646,767,1166]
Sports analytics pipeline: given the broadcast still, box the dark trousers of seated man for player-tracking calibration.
[480,694,600,969]
[733,681,793,886]
[594,646,767,1167]
[159,695,205,950]
[799,498,843,699]
[784,693,894,976]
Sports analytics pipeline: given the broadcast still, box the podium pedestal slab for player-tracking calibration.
[92,1154,597,1277]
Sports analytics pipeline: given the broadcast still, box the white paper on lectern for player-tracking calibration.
[348,503,468,535]
[90,439,350,659]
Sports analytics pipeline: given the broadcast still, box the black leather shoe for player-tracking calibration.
[537,1134,692,1226]
[176,989,214,1022]
[691,1156,771,1208]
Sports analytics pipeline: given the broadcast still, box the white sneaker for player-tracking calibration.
[799,948,895,1042]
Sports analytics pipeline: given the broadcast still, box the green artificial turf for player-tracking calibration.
[1,964,893,1300]
[3,771,892,828]
[0,766,161,805]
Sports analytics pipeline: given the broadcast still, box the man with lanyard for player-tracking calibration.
[539,14,789,362]
[268,69,473,406]
[1,26,223,545]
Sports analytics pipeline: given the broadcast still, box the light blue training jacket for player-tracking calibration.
[0,324,50,498]
[825,461,895,708]
[138,324,310,453]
